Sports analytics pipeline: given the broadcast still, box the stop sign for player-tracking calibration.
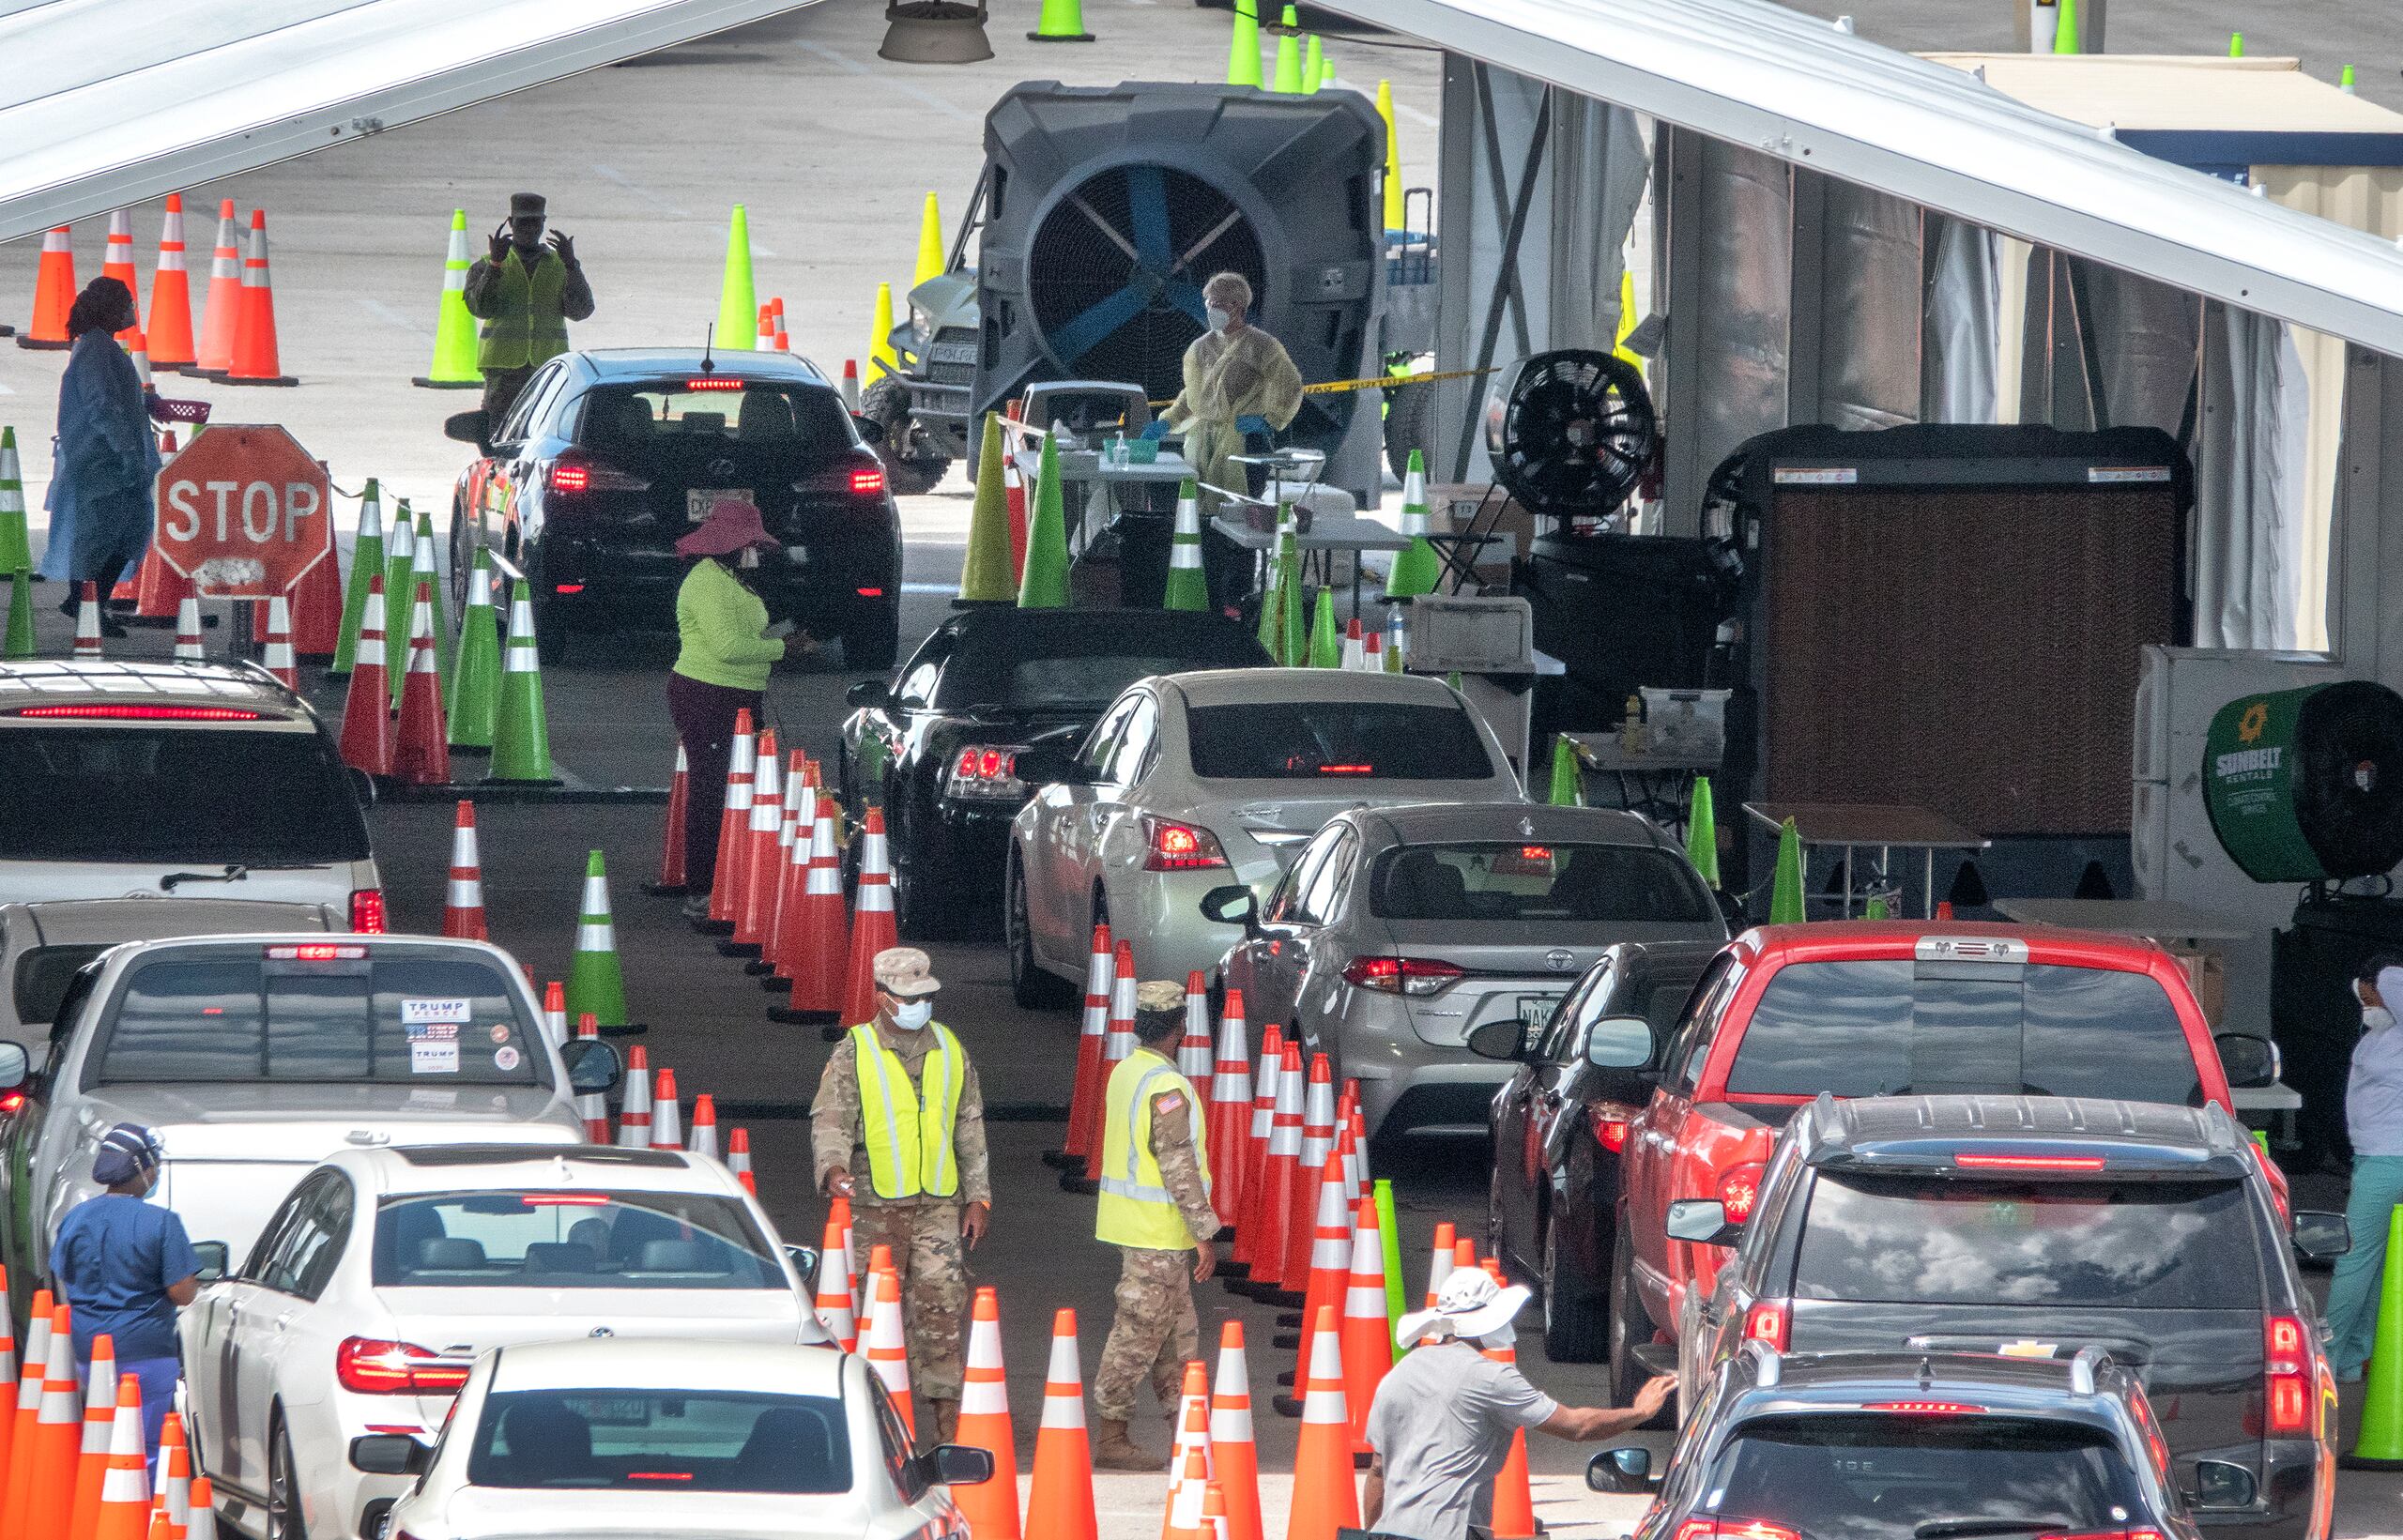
[155,424,333,598]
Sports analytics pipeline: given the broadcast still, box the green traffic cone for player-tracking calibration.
[383,499,417,670]
[1546,736,1583,806]
[487,579,555,784]
[0,429,27,574]
[2343,64,2359,93]
[958,413,1017,603]
[1769,816,1807,923]
[1686,775,1721,889]
[448,550,500,751]
[1863,893,1891,920]
[1385,449,1441,598]
[2228,30,2243,56]
[1028,0,1094,42]
[1226,0,1263,86]
[2346,1206,2403,1468]
[331,480,386,676]
[4,567,32,660]
[412,210,484,388]
[2051,0,2080,52]
[1374,1178,1406,1362]
[1446,669,1464,694]
[1307,587,1340,667]
[717,206,758,360]
[1303,34,1325,91]
[1017,434,1072,609]
[1276,516,1306,668]
[1164,479,1210,612]
[1272,5,1304,91]
[565,849,630,1029]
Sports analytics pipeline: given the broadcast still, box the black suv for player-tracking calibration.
[1592,1345,2219,1540]
[1677,1095,2344,1540]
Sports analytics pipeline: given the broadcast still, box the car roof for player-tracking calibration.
[1164,667,1463,709]
[489,1338,847,1395]
[933,606,1258,648]
[1733,920,2171,969]
[1359,801,1671,848]
[0,660,309,717]
[0,898,338,947]
[573,348,831,388]
[1605,937,1728,973]
[1794,1092,2251,1173]
[330,1143,745,1198]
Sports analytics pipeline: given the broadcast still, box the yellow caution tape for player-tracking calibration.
[1145,365,1495,410]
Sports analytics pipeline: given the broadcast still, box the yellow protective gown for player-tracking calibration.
[1164,324,1305,511]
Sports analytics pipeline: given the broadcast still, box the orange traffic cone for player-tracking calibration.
[729,1126,756,1194]
[1228,1024,1280,1273]
[1340,1194,1392,1450]
[574,1014,609,1141]
[89,1376,148,1540]
[838,808,897,1029]
[1425,1221,1456,1307]
[69,1333,116,1540]
[1202,1484,1234,1540]
[146,195,198,370]
[1179,970,1215,1081]
[1277,1055,1337,1295]
[1233,1032,1293,1283]
[689,1092,719,1160]
[543,980,567,1046]
[101,211,139,343]
[261,596,298,688]
[186,1476,217,1540]
[1026,1308,1098,1540]
[24,1302,80,1540]
[827,1193,856,1315]
[841,358,861,412]
[173,596,203,662]
[867,1261,914,1435]
[815,1208,858,1350]
[1209,992,1252,1231]
[704,709,757,930]
[1209,1323,1264,1540]
[1055,923,1112,1166]
[1286,1308,1358,1540]
[645,744,691,896]
[0,1270,14,1501]
[1278,1140,1354,1414]
[1,1289,51,1526]
[730,730,784,953]
[19,226,74,349]
[1003,429,1030,581]
[392,580,451,786]
[338,574,394,775]
[193,202,240,375]
[1076,942,1139,1192]
[1164,1361,1213,1539]
[650,1067,683,1151]
[131,533,189,623]
[616,1045,651,1148]
[1484,1338,1538,1539]
[155,1411,191,1537]
[224,210,296,386]
[763,759,810,981]
[73,582,104,658]
[443,800,487,939]
[124,328,153,404]
[777,791,849,1018]
[956,1288,1021,1540]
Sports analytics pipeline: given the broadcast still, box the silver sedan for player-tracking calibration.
[1207,801,1726,1139]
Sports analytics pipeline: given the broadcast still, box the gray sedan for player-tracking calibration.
[1204,802,1727,1139]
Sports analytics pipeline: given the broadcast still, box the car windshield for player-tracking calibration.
[1793,1174,2262,1309]
[580,381,853,459]
[1725,960,2202,1104]
[467,1389,849,1493]
[1703,1412,2150,1540]
[1370,843,1713,923]
[374,1191,782,1289]
[89,952,545,1087]
[1185,700,1494,780]
[0,727,367,863]
[934,625,1265,710]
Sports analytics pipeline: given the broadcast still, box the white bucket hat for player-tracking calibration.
[1393,1266,1533,1349]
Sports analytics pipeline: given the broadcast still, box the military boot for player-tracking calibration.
[1092,1416,1168,1471]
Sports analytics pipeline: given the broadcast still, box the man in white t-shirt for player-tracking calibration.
[1363,1268,1673,1540]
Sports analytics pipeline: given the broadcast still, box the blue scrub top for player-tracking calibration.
[49,1193,200,1363]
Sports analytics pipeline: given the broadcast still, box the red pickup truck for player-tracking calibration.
[1609,921,2284,1406]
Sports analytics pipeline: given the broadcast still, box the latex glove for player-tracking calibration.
[1140,419,1171,441]
[1235,415,1271,436]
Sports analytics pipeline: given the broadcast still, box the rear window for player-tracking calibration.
[1794,1173,2262,1309]
[580,382,851,457]
[374,1191,781,1289]
[90,952,543,1087]
[0,727,367,864]
[1706,1412,2150,1540]
[1725,959,2201,1104]
[934,626,1265,710]
[1186,700,1494,780]
[14,944,106,1028]
[467,1390,849,1493]
[1371,843,1713,923]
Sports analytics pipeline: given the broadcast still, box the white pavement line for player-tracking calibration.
[592,163,693,220]
[359,298,430,338]
[794,39,979,125]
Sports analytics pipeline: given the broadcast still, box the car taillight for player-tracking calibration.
[943,745,1030,802]
[1863,1400,1986,1415]
[9,704,267,720]
[2036,1532,2166,1540]
[1671,1520,1801,1540]
[1341,956,1466,997]
[1142,816,1231,872]
[2266,1314,2312,1436]
[850,466,887,496]
[1742,1298,1789,1351]
[546,457,648,495]
[268,943,369,960]
[1952,1151,2107,1172]
[1589,1103,1632,1153]
[1718,1162,1767,1223]
[350,889,387,934]
[0,1092,24,1116]
[336,1337,471,1395]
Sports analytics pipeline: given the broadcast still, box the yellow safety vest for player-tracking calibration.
[476,248,571,370]
[1095,1047,1212,1249]
[849,1022,965,1200]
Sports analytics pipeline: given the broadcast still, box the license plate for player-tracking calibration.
[929,340,978,366]
[688,488,751,522]
[573,1395,652,1426]
[1518,995,1563,1028]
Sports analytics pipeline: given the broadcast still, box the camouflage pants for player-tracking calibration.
[1093,1244,1198,1422]
[850,1200,969,1400]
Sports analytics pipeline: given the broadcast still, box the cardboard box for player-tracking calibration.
[2169,946,2227,1029]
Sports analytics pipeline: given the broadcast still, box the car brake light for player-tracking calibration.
[520,1193,613,1206]
[850,467,887,496]
[856,587,885,597]
[336,1337,472,1395]
[2036,1532,2166,1540]
[1952,1152,2108,1172]
[944,744,1032,803]
[1718,1162,1768,1223]
[1589,1103,1632,1153]
[1341,955,1466,997]
[554,583,586,595]
[1316,763,1372,775]
[546,457,649,496]
[1142,815,1231,872]
[350,889,388,934]
[628,1471,696,1481]
[1863,1400,1986,1415]
[268,943,369,960]
[1742,1298,1789,1351]
[1671,1521,1801,1540]
[9,704,267,721]
[2265,1314,2312,1436]
[0,1092,25,1116]
[684,377,745,390]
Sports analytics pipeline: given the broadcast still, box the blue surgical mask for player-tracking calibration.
[892,999,933,1031]
[1205,306,1232,333]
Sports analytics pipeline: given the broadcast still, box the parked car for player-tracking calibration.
[185,1143,824,1540]
[1207,803,1722,1141]
[368,1338,993,1540]
[0,897,340,1057]
[1481,938,1721,1361]
[1007,668,1521,1004]
[444,348,901,666]
[0,660,381,926]
[1590,1344,2228,1540]
[839,607,1270,938]
[1673,1094,2343,1540]
[1611,922,2285,1416]
[0,935,620,1319]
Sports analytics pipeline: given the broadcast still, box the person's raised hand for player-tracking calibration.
[1631,1375,1676,1419]
[488,222,513,264]
[548,231,576,267]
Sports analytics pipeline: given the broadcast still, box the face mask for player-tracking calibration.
[892,999,933,1031]
[2368,1005,2396,1031]
[1205,306,1231,332]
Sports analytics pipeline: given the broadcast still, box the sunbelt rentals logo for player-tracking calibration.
[2217,699,2280,781]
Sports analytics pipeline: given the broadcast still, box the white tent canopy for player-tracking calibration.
[0,0,818,246]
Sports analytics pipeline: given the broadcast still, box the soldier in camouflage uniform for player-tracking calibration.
[1091,980,1219,1471]
[813,947,990,1442]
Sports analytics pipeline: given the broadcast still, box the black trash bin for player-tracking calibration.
[1111,511,1173,609]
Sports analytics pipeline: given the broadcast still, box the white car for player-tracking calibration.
[184,1144,828,1540]
[368,1338,992,1540]
[0,934,619,1319]
[1006,668,1523,999]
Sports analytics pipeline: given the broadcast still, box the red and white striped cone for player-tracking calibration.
[650,1067,683,1151]
[1163,1360,1213,1539]
[172,597,203,662]
[728,729,783,954]
[1424,1221,1456,1308]
[1076,942,1140,1191]
[837,809,897,1029]
[154,1412,191,1539]
[704,709,757,930]
[186,1478,219,1540]
[101,211,138,341]
[442,800,488,940]
[1179,970,1214,1082]
[841,358,860,413]
[1339,618,1365,671]
[74,582,104,658]
[1285,1309,1358,1540]
[193,200,240,375]
[262,596,298,688]
[645,743,690,896]
[1338,1191,1394,1450]
[866,1262,914,1435]
[69,1333,116,1540]
[543,980,567,1046]
[337,574,394,775]
[615,1045,652,1148]
[729,1127,756,1194]
[814,1203,857,1350]
[1277,1141,1355,1414]
[391,580,451,786]
[574,1014,609,1142]
[28,1304,82,1540]
[1247,1041,1304,1293]
[688,1093,720,1160]
[1361,629,1382,672]
[765,760,813,983]
[1055,922,1112,1166]
[1277,1054,1338,1295]
[956,1288,1022,1540]
[1229,1024,1283,1279]
[146,194,198,371]
[88,1376,150,1540]
[1208,991,1252,1232]
[779,792,849,1017]
[1209,1323,1264,1540]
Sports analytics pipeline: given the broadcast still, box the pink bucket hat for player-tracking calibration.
[676,496,775,557]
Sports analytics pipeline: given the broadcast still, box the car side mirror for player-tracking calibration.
[852,414,888,448]
[925,1443,994,1487]
[1011,746,1079,787]
[442,409,490,450]
[1465,1018,1525,1061]
[0,1043,25,1091]
[559,1036,622,1095]
[2192,1457,2258,1511]
[1665,1197,1741,1246]
[349,767,379,808]
[2291,1210,2351,1262]
[1584,1016,1655,1070]
[2215,1031,2279,1090]
[349,1434,433,1476]
[1200,884,1259,934]
[191,1241,230,1284]
[847,679,892,710]
[1586,1446,1659,1494]
[784,1243,820,1282]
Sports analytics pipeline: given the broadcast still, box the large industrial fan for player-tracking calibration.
[1483,349,1658,519]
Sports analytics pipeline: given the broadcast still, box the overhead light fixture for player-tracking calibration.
[880,0,993,64]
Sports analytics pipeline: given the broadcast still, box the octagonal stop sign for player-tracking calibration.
[155,424,333,598]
